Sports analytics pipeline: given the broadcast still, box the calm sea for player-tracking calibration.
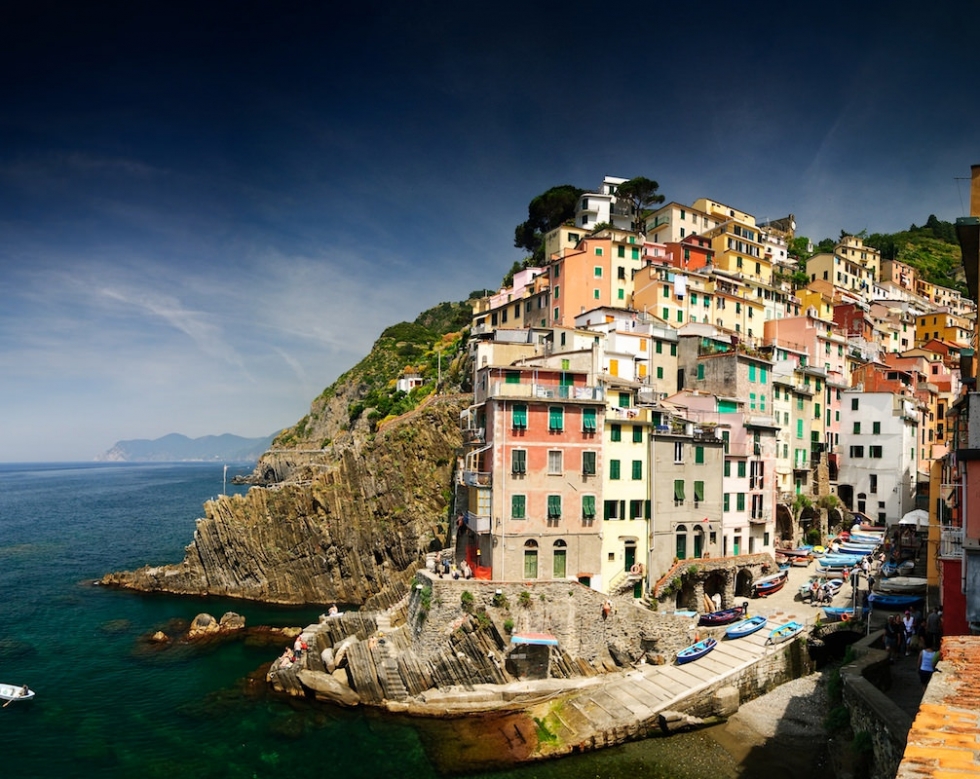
[0,462,743,779]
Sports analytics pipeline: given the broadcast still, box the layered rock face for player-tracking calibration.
[101,397,468,606]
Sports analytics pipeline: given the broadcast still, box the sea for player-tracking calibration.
[0,462,749,779]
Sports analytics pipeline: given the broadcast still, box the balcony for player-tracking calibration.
[460,471,492,488]
[462,427,485,445]
[794,454,809,470]
[482,382,604,403]
[463,512,491,534]
[940,526,963,558]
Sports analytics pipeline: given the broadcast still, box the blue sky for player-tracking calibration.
[1,1,977,462]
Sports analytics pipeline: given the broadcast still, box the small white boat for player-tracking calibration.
[0,683,34,704]
[874,576,928,594]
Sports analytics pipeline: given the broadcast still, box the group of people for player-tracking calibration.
[883,605,944,687]
[438,553,473,580]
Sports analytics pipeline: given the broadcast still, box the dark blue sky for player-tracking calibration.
[1,1,976,460]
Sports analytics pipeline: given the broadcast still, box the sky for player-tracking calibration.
[1,1,978,462]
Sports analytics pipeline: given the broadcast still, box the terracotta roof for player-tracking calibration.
[897,636,980,778]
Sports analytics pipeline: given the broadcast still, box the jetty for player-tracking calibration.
[268,562,826,765]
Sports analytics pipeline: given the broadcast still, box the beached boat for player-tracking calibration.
[766,621,805,644]
[880,560,915,578]
[873,576,928,594]
[751,570,788,597]
[778,546,813,559]
[868,592,925,610]
[676,637,717,664]
[725,615,768,639]
[698,603,748,627]
[0,684,34,704]
[837,542,878,555]
[799,576,843,602]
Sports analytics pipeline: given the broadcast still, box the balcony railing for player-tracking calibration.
[464,512,491,534]
[482,382,604,403]
[940,526,963,558]
[460,471,491,488]
[462,427,485,445]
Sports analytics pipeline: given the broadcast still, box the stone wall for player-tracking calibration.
[407,571,701,666]
[840,631,913,779]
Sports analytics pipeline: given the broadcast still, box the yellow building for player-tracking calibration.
[693,198,773,286]
[915,309,973,348]
[806,235,879,295]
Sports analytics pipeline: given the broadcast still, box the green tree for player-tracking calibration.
[615,176,665,233]
[816,237,836,253]
[788,236,812,261]
[514,184,584,264]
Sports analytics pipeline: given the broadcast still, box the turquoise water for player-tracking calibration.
[0,463,743,778]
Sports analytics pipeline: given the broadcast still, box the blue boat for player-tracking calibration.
[725,615,768,639]
[766,620,805,644]
[676,637,718,664]
[822,606,869,622]
[880,560,915,578]
[868,592,924,610]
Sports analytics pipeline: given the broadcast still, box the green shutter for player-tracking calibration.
[674,480,685,501]
[582,451,596,475]
[632,425,643,442]
[583,407,596,431]
[694,481,704,502]
[511,494,525,518]
[610,460,621,480]
[547,495,561,518]
[610,424,621,442]
[512,404,527,429]
[582,495,596,518]
[505,371,520,384]
[632,460,642,480]
[549,406,563,431]
[737,493,745,511]
[695,446,704,464]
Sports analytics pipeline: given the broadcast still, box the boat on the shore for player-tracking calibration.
[880,560,916,578]
[874,576,927,594]
[868,592,924,610]
[676,637,717,664]
[0,684,34,704]
[725,615,767,639]
[766,621,805,644]
[751,570,788,598]
[698,602,748,627]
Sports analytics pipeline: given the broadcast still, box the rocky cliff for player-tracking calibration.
[101,395,469,606]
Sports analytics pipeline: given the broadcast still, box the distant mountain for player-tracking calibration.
[97,433,277,463]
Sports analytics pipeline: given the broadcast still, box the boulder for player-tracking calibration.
[297,669,360,707]
[188,613,219,638]
[219,612,246,630]
[150,631,170,643]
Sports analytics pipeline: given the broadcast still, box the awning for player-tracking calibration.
[511,632,559,646]
[899,509,929,529]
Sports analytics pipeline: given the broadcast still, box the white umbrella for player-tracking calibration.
[898,509,929,529]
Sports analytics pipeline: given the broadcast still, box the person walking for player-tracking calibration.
[925,607,943,650]
[918,643,940,689]
[902,610,916,656]
[884,615,899,663]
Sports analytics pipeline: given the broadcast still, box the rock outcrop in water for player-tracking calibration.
[101,396,467,607]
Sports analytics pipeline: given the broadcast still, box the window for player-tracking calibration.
[547,495,562,519]
[512,450,527,475]
[505,371,520,384]
[722,430,730,453]
[512,404,527,430]
[869,475,877,494]
[548,450,563,474]
[629,500,643,519]
[796,419,803,438]
[656,341,662,354]
[593,289,600,299]
[670,344,677,356]
[694,481,704,505]
[610,424,621,442]
[594,247,603,256]
[673,479,685,505]
[851,398,859,410]
[631,460,642,480]
[610,459,621,480]
[583,408,597,432]
[674,441,683,463]
[619,392,630,407]
[582,451,596,475]
[617,246,625,258]
[695,446,704,464]
[814,402,821,419]
[749,365,756,382]
[617,289,625,300]
[697,363,705,380]
[582,495,596,518]
[723,493,730,512]
[736,493,745,511]
[870,446,883,458]
[873,421,881,435]
[511,494,526,519]
[632,425,643,443]
[853,422,861,434]
[737,461,746,478]
[850,445,864,458]
[594,266,603,277]
[549,406,563,431]
[724,460,731,477]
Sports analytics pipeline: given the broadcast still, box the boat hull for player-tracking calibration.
[725,615,767,639]
[868,592,924,610]
[676,637,718,664]
[751,571,788,598]
[0,684,34,702]
[698,604,747,627]
[767,621,805,644]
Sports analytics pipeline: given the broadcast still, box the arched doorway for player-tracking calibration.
[523,540,538,579]
[704,571,727,609]
[675,525,688,560]
[735,568,755,597]
[693,526,705,559]
[552,539,567,579]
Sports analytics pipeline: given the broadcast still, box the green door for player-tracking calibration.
[624,545,636,570]
[693,533,703,558]
[553,550,566,579]
[524,549,538,578]
[733,535,741,555]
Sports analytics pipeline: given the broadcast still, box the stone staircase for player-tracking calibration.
[374,593,411,701]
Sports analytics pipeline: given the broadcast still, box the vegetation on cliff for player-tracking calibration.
[272,300,473,452]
